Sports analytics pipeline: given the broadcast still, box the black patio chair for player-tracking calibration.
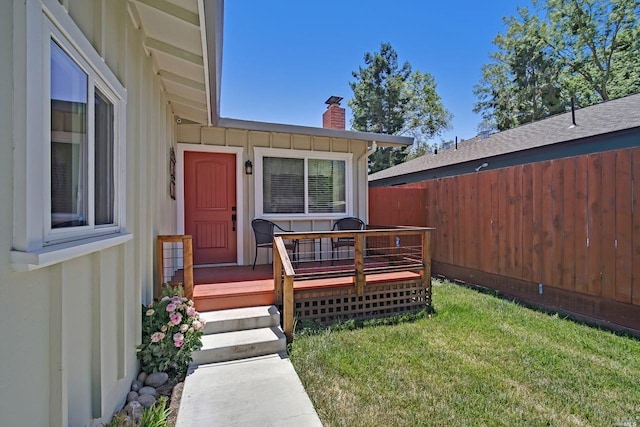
[331,217,365,264]
[251,219,298,269]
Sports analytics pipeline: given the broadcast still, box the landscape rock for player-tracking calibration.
[125,401,142,418]
[126,391,138,403]
[145,371,169,388]
[138,386,157,396]
[137,371,148,383]
[137,393,157,408]
[131,379,143,392]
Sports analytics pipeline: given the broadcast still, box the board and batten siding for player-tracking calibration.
[1,1,177,425]
[369,146,640,334]
[177,124,371,265]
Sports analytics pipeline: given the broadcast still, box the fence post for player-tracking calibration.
[355,233,365,296]
[283,275,294,343]
[273,242,283,305]
[421,230,432,306]
[183,236,194,300]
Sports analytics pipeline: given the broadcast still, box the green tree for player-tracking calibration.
[475,0,640,131]
[349,43,451,173]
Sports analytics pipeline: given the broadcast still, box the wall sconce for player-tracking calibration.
[245,160,253,175]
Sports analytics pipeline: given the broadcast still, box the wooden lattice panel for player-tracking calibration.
[294,279,430,324]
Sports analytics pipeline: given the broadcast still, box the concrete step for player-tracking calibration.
[192,326,286,365]
[199,305,280,335]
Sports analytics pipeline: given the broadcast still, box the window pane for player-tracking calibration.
[94,89,114,225]
[263,157,304,213]
[50,40,88,229]
[308,159,346,213]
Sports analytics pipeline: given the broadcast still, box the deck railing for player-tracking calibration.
[273,226,434,342]
[156,235,194,300]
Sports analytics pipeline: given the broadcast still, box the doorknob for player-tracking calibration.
[231,213,237,231]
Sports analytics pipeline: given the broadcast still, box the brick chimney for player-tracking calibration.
[322,96,345,130]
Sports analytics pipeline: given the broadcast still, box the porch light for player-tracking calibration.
[245,160,253,175]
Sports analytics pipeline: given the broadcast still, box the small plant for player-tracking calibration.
[138,397,171,427]
[137,284,205,377]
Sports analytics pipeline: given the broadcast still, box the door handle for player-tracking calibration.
[231,214,237,231]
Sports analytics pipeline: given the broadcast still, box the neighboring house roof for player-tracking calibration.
[369,93,640,182]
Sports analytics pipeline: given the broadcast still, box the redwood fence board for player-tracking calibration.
[369,146,640,332]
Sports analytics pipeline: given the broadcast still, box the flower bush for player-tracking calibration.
[137,284,205,377]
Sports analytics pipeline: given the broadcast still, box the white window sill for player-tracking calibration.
[11,232,133,272]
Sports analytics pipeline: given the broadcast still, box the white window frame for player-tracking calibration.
[254,147,353,220]
[11,0,129,270]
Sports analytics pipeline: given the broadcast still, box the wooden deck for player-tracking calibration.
[172,263,422,312]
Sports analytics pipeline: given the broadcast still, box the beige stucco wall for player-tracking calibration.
[1,1,177,425]
[177,125,372,265]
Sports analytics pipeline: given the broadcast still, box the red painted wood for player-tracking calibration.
[541,161,554,287]
[601,151,617,299]
[574,156,589,294]
[633,148,640,306]
[587,153,603,296]
[615,149,632,303]
[185,151,237,264]
[551,159,565,287]
[531,161,544,284]
[522,164,534,282]
[562,157,576,291]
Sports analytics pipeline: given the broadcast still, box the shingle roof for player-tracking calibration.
[369,93,640,181]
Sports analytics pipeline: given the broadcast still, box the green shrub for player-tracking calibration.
[137,285,204,377]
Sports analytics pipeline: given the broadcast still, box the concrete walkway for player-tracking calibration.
[176,352,323,426]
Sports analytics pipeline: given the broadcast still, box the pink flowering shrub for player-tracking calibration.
[137,284,205,377]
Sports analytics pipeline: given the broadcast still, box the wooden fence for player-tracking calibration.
[369,147,640,333]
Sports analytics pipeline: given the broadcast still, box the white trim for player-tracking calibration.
[218,117,413,146]
[176,143,245,265]
[254,147,353,220]
[12,0,128,257]
[11,233,133,272]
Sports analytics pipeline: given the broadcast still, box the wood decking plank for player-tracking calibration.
[541,161,554,287]
[601,151,617,300]
[562,157,576,291]
[574,155,589,294]
[551,159,565,288]
[587,153,603,296]
[632,147,640,306]
[522,163,534,282]
[615,149,632,303]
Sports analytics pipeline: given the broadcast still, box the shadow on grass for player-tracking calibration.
[293,307,436,339]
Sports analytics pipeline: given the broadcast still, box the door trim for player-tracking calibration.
[177,144,245,265]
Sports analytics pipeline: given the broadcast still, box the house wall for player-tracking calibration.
[1,1,176,425]
[177,125,370,265]
[369,146,640,335]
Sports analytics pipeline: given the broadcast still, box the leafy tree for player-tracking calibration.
[349,43,451,173]
[475,0,640,131]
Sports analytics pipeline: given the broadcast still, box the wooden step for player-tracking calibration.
[194,279,275,311]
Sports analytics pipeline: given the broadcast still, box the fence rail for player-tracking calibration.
[369,146,640,332]
[273,226,433,342]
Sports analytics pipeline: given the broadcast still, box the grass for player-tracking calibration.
[289,279,640,427]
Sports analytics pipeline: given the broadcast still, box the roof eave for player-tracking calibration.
[217,117,414,145]
[201,0,224,126]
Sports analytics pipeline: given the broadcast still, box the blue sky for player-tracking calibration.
[220,1,532,145]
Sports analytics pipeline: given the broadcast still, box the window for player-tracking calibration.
[45,21,124,244]
[11,4,128,263]
[256,148,352,218]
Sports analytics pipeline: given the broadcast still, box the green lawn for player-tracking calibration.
[289,279,640,427]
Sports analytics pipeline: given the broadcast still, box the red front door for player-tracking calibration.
[185,152,237,264]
